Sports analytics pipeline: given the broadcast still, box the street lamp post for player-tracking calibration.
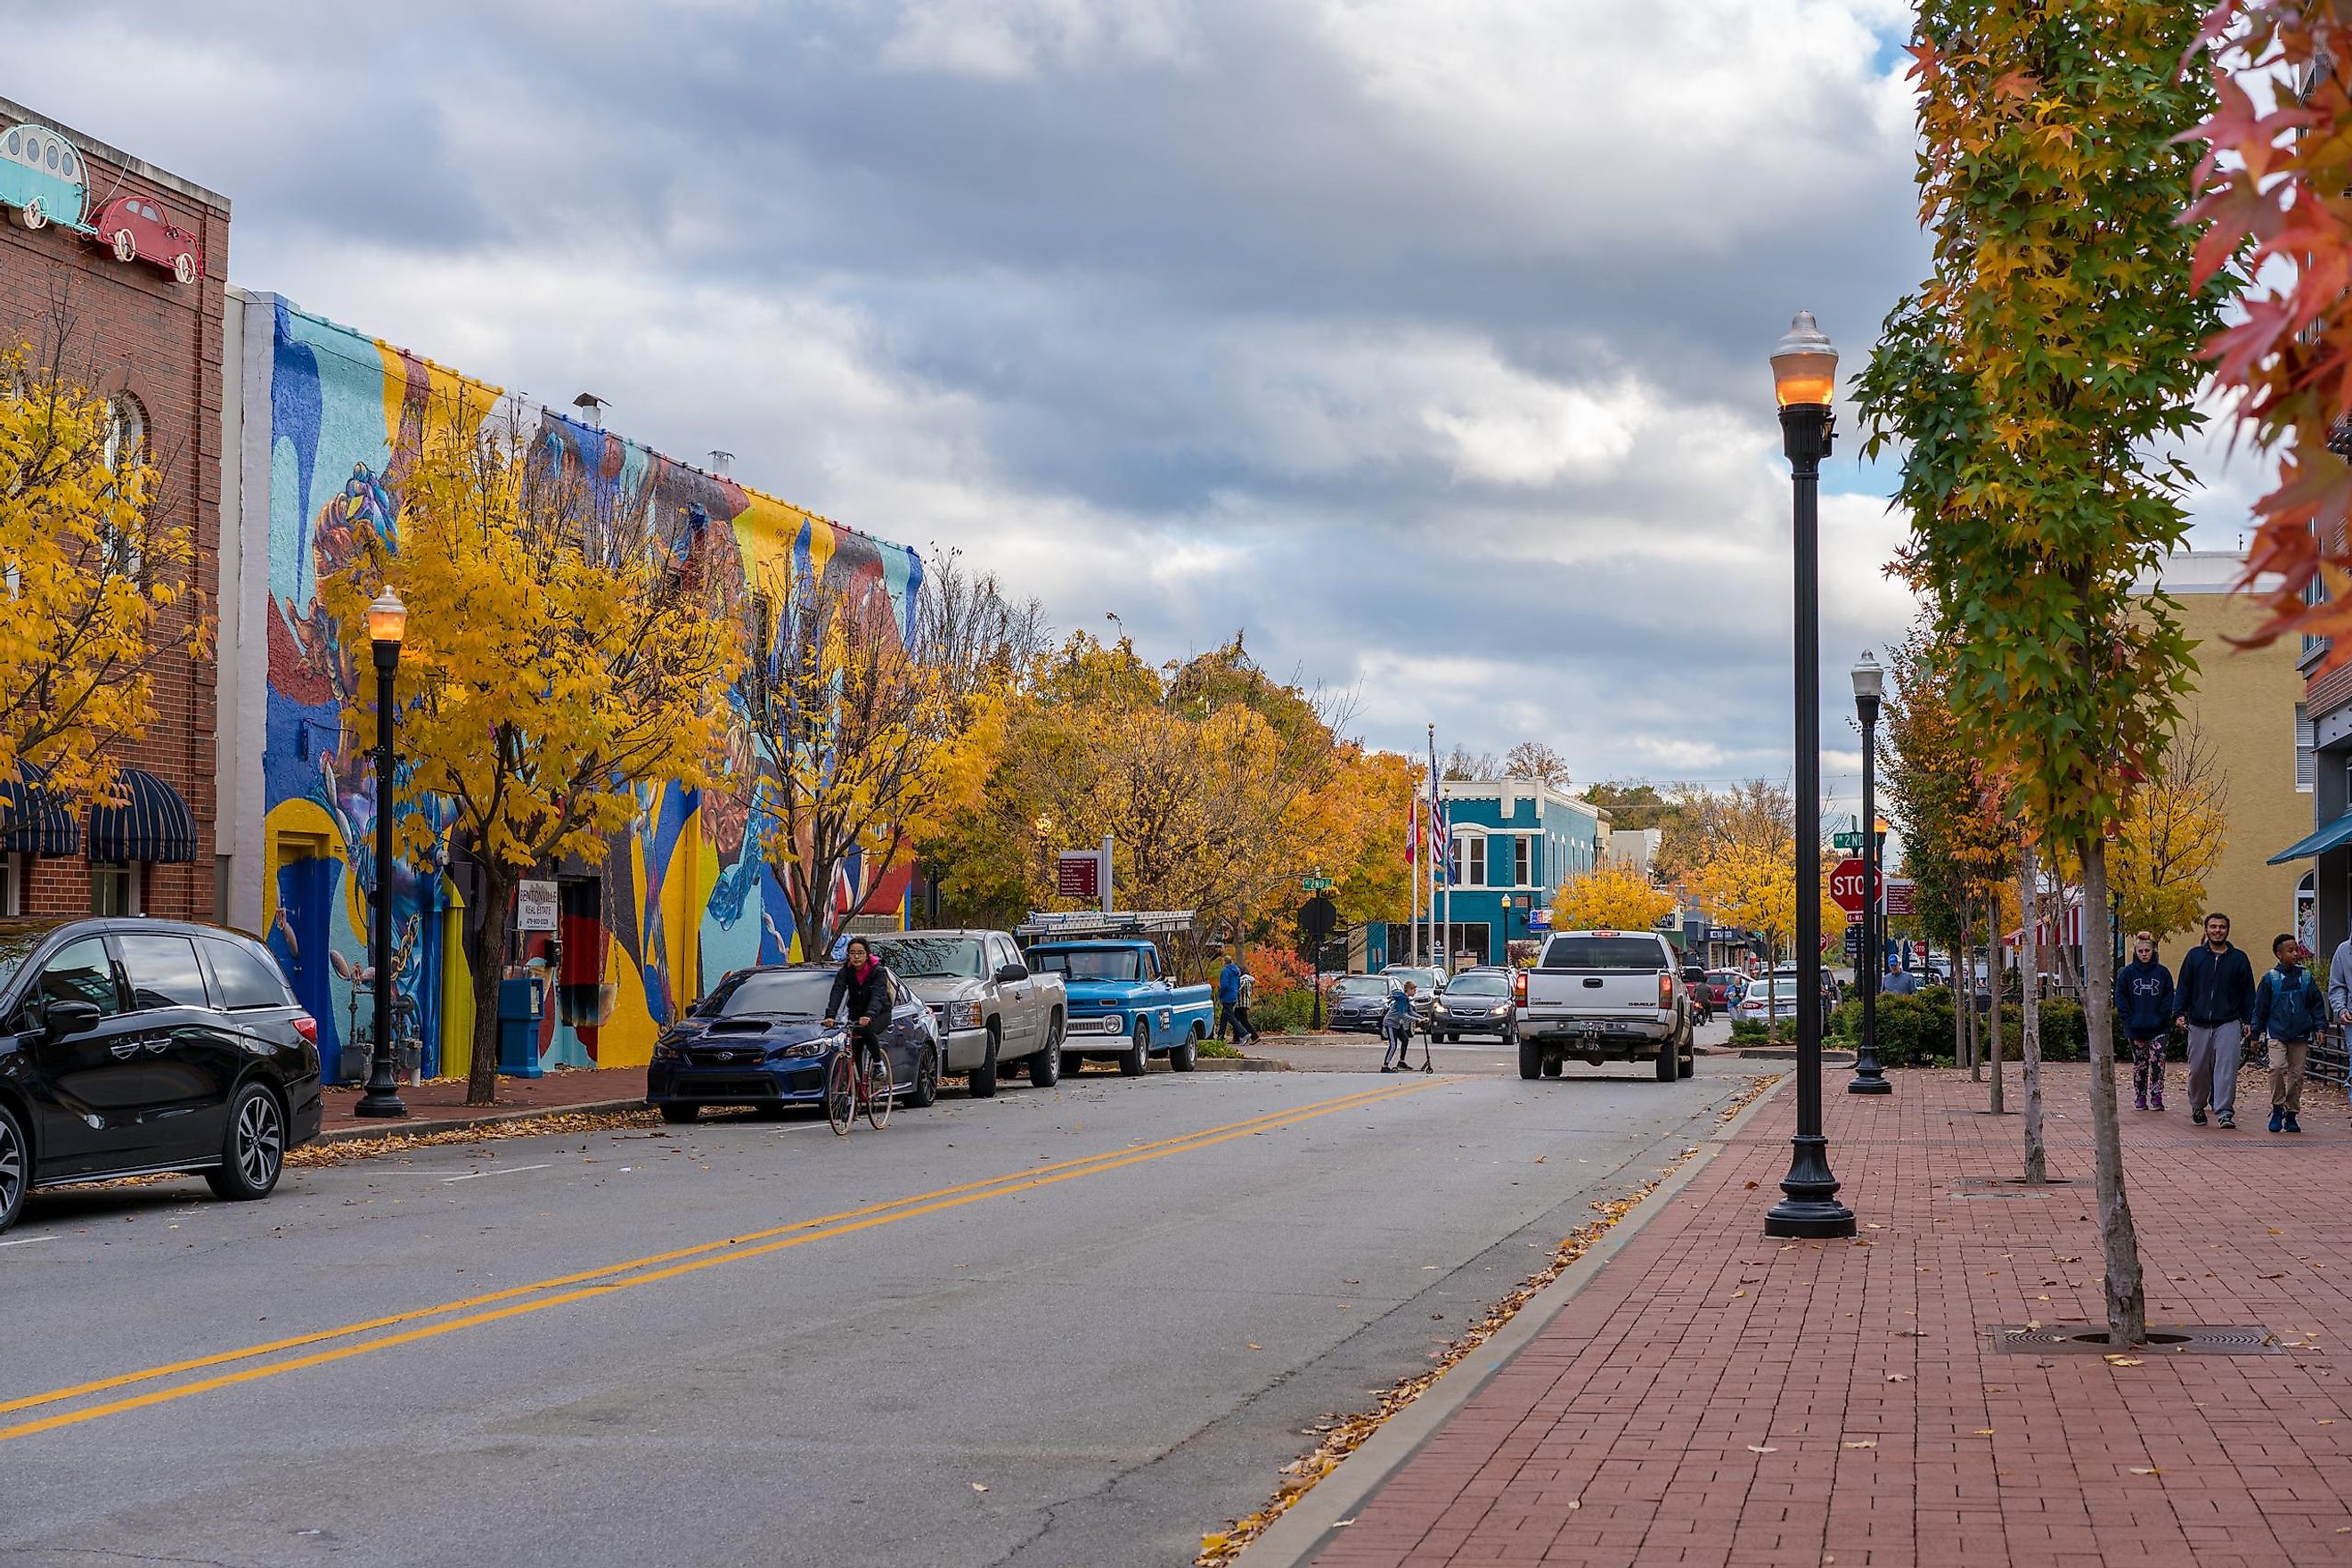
[1849,651,1891,1095]
[354,587,410,1119]
[1763,314,1857,1239]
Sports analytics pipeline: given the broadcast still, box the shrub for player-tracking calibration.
[1253,987,1318,1035]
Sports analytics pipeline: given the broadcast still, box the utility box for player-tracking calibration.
[497,976,544,1078]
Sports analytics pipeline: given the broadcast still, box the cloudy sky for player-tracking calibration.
[12,0,2264,814]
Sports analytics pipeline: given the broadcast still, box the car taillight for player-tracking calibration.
[1658,972,1675,1009]
[1512,970,1527,1005]
[292,1015,317,1043]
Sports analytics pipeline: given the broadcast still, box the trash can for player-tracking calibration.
[497,976,544,1078]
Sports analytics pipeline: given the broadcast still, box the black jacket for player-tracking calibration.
[827,960,894,1030]
[2176,943,2255,1028]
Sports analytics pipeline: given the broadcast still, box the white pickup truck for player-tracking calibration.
[1515,928,1694,1082]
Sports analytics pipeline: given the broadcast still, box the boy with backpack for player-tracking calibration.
[2250,934,2322,1135]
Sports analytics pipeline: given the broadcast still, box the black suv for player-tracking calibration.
[0,917,324,1233]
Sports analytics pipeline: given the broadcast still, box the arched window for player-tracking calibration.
[102,392,145,472]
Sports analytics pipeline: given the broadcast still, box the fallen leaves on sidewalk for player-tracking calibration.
[288,1107,664,1166]
[1842,1441,1877,1450]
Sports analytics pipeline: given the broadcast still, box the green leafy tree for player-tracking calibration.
[1855,3,2222,1343]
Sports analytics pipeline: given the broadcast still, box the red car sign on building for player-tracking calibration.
[88,193,202,284]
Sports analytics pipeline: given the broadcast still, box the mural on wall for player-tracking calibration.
[249,295,924,1081]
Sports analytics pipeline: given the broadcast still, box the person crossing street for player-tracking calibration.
[1380,981,1418,1073]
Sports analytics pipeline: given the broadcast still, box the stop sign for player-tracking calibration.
[1828,857,1878,913]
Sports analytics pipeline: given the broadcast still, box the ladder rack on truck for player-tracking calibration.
[1014,911,1195,942]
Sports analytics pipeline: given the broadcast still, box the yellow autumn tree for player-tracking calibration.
[1686,840,1846,968]
[324,401,743,1106]
[1550,862,1677,933]
[2111,723,2226,943]
[0,342,205,817]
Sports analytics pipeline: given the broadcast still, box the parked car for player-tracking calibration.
[871,930,1066,1098]
[646,963,940,1123]
[0,916,323,1233]
[1025,939,1215,1076]
[1702,968,1744,1011]
[1379,964,1446,1026]
[1516,928,1693,1082]
[1734,972,1802,1024]
[86,193,202,283]
[1430,968,1517,1042]
[1328,973,1404,1035]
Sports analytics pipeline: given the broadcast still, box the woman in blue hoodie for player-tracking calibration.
[2115,931,2176,1111]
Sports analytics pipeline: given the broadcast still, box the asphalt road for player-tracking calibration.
[0,1052,1767,1568]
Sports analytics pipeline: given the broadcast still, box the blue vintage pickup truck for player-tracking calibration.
[1022,938,1216,1076]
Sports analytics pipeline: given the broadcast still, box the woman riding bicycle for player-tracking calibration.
[823,936,894,1068]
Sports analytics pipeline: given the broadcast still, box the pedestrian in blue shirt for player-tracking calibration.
[2175,911,2256,1128]
[2250,934,2322,1134]
[2114,931,2175,1112]
[1381,982,1418,1072]
[1217,954,1245,1043]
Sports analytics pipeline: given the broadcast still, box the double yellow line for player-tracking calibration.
[0,1078,1438,1444]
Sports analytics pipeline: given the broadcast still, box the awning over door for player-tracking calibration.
[86,768,195,863]
[0,762,81,856]
[2268,811,2352,866]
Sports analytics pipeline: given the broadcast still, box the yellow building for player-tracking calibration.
[2133,551,2310,947]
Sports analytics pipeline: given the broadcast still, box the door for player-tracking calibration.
[886,978,927,1087]
[987,935,1033,1055]
[550,877,605,1068]
[25,935,147,1178]
[273,848,342,1082]
[114,930,241,1157]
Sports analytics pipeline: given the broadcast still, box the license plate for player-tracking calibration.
[1582,1025,1602,1042]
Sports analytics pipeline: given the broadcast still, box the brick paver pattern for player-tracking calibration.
[1311,1066,2352,1568]
[318,1065,644,1135]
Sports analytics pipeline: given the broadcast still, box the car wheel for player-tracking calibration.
[1678,1049,1695,1079]
[657,1102,699,1124]
[1121,1019,1150,1077]
[16,198,46,231]
[968,1026,1000,1098]
[110,227,136,262]
[1170,1024,1200,1073]
[1655,1033,1678,1082]
[173,252,197,285]
[910,1044,942,1107]
[0,1100,27,1234]
[1518,1041,1542,1080]
[206,1082,285,1202]
[1029,1017,1063,1088]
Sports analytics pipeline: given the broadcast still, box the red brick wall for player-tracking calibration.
[0,109,226,921]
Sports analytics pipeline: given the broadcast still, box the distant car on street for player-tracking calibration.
[1702,969,1744,1011]
[1328,974,1404,1035]
[1025,938,1213,1075]
[646,964,940,1123]
[1516,929,1694,1082]
[1379,964,1446,1026]
[0,916,323,1233]
[870,930,1066,1097]
[1430,968,1516,1042]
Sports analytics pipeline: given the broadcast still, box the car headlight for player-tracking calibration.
[652,1034,686,1062]
[948,1000,984,1031]
[777,1034,840,1059]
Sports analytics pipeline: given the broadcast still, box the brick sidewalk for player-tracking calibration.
[317,1064,646,1138]
[1308,1066,2352,1568]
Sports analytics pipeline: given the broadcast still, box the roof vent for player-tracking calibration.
[706,449,732,476]
[572,392,608,429]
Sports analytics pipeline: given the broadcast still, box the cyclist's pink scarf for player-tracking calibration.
[848,957,877,985]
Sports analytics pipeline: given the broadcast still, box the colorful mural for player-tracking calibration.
[240,294,924,1082]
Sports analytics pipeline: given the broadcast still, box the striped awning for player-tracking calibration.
[87,768,195,864]
[0,761,80,857]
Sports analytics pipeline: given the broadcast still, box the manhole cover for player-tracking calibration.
[1988,1324,2284,1355]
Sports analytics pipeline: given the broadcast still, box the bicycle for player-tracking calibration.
[823,1026,894,1134]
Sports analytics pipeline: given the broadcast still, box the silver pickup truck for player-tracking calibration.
[870,930,1068,1098]
[1516,928,1693,1082]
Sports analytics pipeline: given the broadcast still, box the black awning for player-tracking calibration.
[87,768,196,864]
[0,761,82,857]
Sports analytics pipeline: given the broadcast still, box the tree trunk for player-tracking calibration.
[2020,841,2046,1181]
[1988,897,2005,1112]
[465,868,519,1108]
[1962,911,1978,1073]
[2078,834,2147,1344]
[1954,923,1969,1069]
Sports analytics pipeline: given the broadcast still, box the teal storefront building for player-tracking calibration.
[1435,780,1609,968]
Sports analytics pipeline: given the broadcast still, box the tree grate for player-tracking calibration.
[1987,1324,2284,1355]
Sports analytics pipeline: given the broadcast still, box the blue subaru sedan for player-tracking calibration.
[646,964,941,1123]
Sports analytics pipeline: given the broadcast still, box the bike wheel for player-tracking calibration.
[864,1050,894,1131]
[826,1052,856,1135]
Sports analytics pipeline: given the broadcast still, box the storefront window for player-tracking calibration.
[90,861,140,917]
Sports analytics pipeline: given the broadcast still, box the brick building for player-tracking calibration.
[0,96,228,922]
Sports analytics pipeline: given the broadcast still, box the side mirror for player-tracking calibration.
[44,999,102,1041]
[994,961,1028,983]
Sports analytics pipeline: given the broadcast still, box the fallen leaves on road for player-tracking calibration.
[1189,1078,1791,1568]
[288,1107,664,1166]
[971,1483,990,1493]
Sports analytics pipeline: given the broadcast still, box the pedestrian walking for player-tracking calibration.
[1216,952,1244,1043]
[1233,968,1261,1048]
[2250,935,2322,1135]
[2115,931,2175,1111]
[1380,981,1417,1072]
[2176,912,2256,1129]
[1882,960,1919,997]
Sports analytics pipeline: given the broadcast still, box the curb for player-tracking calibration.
[314,1097,650,1147]
[1236,1071,1793,1567]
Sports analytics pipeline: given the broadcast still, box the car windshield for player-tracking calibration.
[705,970,835,1017]
[1030,947,1142,982]
[1447,973,1508,997]
[1333,976,1392,998]
[873,937,984,980]
[1539,936,1666,970]
[1382,968,1440,987]
[0,923,50,997]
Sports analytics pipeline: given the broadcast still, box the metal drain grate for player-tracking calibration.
[1988,1324,2284,1355]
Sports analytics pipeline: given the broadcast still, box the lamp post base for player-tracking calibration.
[351,1091,409,1119]
[1762,1132,1856,1237]
[1847,1069,1893,1095]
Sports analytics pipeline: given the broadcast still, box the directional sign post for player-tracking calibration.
[1828,857,1879,915]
